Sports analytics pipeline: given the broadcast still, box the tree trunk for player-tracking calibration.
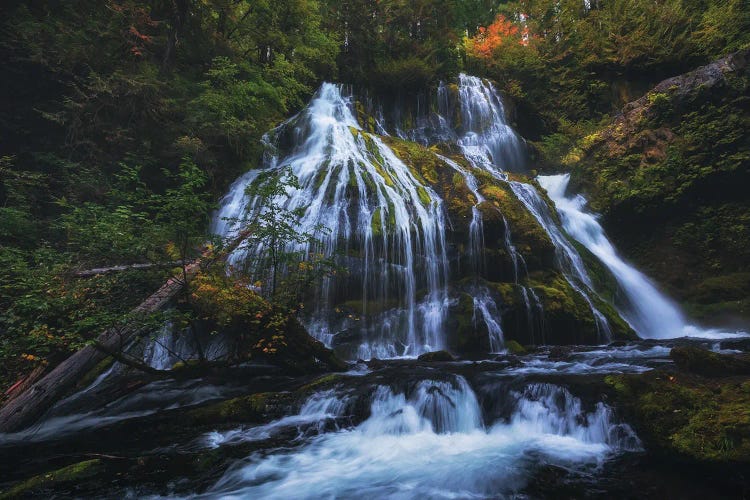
[0,230,252,433]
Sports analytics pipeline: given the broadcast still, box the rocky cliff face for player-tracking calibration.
[567,49,750,327]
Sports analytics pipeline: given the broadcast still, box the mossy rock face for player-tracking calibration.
[566,50,750,324]
[478,181,555,271]
[527,274,596,344]
[1,459,105,499]
[382,136,441,187]
[445,292,490,354]
[607,369,750,463]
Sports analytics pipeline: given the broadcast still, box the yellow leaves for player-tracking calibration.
[189,271,271,327]
[165,241,181,260]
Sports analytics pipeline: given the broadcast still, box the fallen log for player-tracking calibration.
[73,261,190,278]
[0,232,251,434]
[3,365,47,404]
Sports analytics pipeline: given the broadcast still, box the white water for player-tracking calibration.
[472,287,505,352]
[203,378,638,499]
[454,74,526,173]
[446,75,613,342]
[212,73,745,357]
[539,174,748,340]
[213,83,450,358]
[508,180,612,340]
[202,390,349,449]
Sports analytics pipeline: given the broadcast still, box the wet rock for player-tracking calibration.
[548,346,573,360]
[186,392,297,426]
[418,350,455,362]
[670,346,750,377]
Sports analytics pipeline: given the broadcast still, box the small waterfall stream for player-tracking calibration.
[539,173,748,340]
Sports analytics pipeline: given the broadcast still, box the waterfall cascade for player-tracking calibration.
[214,83,450,358]
[213,73,743,357]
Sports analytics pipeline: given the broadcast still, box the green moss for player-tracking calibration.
[382,136,441,186]
[371,207,383,237]
[566,70,750,324]
[1,459,104,499]
[505,339,526,355]
[77,356,115,389]
[450,292,482,352]
[416,185,432,206]
[298,373,343,392]
[569,239,620,303]
[372,162,395,188]
[607,371,750,463]
[486,281,517,306]
[187,392,291,425]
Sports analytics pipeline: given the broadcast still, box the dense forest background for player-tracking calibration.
[1,0,748,389]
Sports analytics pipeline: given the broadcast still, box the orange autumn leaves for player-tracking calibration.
[464,15,529,60]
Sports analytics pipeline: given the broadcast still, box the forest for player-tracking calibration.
[1,0,749,498]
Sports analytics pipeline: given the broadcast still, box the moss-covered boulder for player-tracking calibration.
[1,459,106,499]
[670,346,750,377]
[504,340,526,355]
[607,370,750,463]
[186,391,297,426]
[445,292,491,354]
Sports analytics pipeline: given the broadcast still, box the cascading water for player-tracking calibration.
[454,74,526,174]
[508,180,613,340]
[201,377,639,499]
[539,173,749,340]
[442,75,613,342]
[213,83,450,358]
[214,72,740,353]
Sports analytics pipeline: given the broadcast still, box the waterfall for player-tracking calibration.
[539,173,748,340]
[213,83,449,358]
[214,73,741,353]
[454,74,526,173]
[508,180,613,340]
[450,75,612,341]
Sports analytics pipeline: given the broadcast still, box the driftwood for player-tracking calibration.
[0,233,251,434]
[74,261,190,277]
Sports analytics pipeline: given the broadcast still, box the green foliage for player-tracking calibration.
[235,168,336,307]
[463,0,750,139]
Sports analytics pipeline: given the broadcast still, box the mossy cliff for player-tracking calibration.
[566,49,750,325]
[378,135,637,350]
